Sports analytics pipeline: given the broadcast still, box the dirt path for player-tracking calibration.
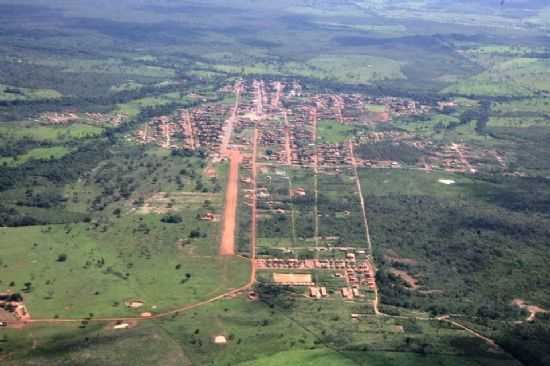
[332,95,344,124]
[253,80,264,119]
[283,110,292,165]
[220,150,241,256]
[287,174,297,247]
[271,81,284,109]
[310,107,320,247]
[160,121,171,148]
[250,128,258,281]
[451,143,474,173]
[348,140,380,315]
[181,109,196,150]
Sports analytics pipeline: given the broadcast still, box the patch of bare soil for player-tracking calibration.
[390,269,418,289]
[219,150,240,256]
[205,164,217,178]
[512,299,547,322]
[105,319,138,331]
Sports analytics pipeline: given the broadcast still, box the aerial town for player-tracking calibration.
[134,79,506,174]
[129,79,508,308]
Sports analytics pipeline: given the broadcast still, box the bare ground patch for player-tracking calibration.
[512,298,547,322]
[390,269,419,289]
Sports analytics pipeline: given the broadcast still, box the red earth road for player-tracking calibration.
[220,149,241,256]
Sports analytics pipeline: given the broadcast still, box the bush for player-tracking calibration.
[161,214,183,224]
[56,253,67,262]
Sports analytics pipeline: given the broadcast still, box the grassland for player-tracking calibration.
[492,98,550,115]
[0,84,62,101]
[0,124,104,142]
[0,146,71,167]
[116,93,189,118]
[444,58,550,97]
[2,293,521,365]
[208,54,403,85]
[317,120,358,144]
[0,213,250,318]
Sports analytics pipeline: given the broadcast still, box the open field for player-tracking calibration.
[0,84,62,101]
[0,124,104,142]
[0,146,71,167]
[0,217,250,318]
[2,294,521,365]
[444,58,550,97]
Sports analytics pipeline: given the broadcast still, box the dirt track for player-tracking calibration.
[349,140,380,315]
[250,128,258,280]
[220,150,241,256]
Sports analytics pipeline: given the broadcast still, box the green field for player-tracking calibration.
[444,58,550,97]
[3,294,521,365]
[0,84,62,101]
[0,217,250,318]
[317,120,357,144]
[0,124,104,142]
[0,146,71,167]
[209,54,403,85]
[116,92,189,118]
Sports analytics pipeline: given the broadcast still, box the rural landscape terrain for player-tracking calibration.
[1,0,550,365]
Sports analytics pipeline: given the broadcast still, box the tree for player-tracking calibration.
[161,214,183,224]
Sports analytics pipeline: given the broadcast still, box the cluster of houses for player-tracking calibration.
[258,254,377,302]
[40,111,127,126]
[256,258,359,270]
[41,112,79,124]
[135,103,227,153]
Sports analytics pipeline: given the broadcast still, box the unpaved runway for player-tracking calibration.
[220,150,241,256]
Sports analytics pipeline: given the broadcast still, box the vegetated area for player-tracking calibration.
[1,0,550,365]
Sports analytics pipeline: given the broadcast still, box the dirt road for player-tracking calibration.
[220,81,243,157]
[349,140,380,315]
[271,81,284,109]
[283,110,292,165]
[219,149,241,256]
[250,128,258,280]
[310,107,320,247]
[181,109,196,150]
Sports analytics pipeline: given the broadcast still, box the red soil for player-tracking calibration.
[219,150,241,256]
